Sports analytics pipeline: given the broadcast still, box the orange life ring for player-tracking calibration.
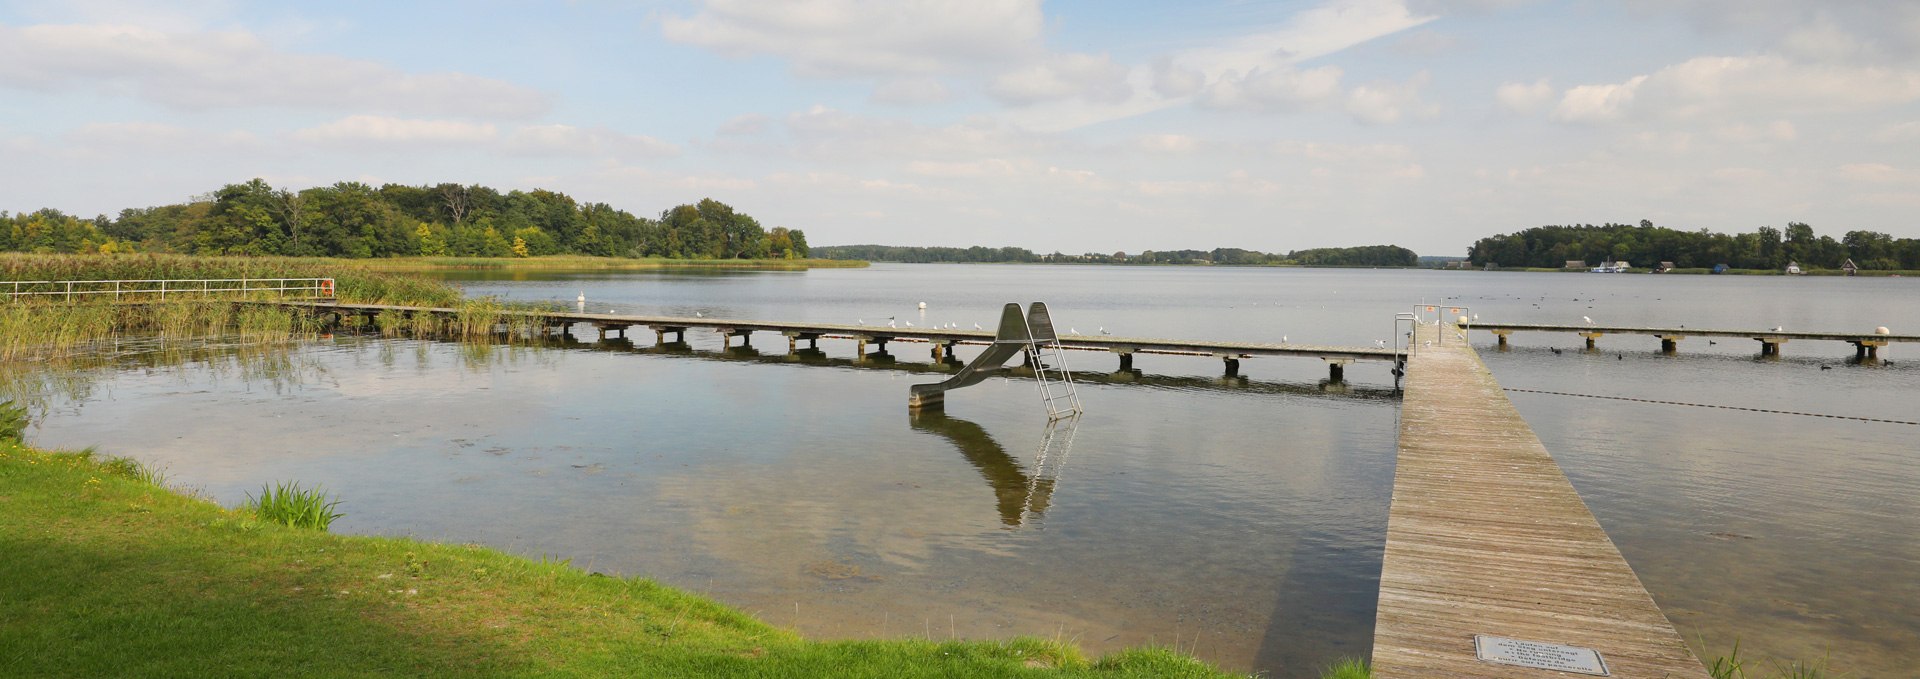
[320,279,335,297]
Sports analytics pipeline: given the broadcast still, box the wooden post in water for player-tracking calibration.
[1659,334,1683,353]
[1580,331,1602,350]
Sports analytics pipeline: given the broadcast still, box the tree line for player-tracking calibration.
[1,180,810,260]
[813,244,1418,267]
[1468,221,1920,270]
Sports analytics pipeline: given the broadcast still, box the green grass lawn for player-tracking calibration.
[0,443,1248,678]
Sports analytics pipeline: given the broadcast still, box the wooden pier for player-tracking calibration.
[1373,323,1708,678]
[1475,322,1911,358]
[291,302,1397,379]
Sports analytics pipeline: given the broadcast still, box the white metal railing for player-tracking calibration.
[2,278,336,301]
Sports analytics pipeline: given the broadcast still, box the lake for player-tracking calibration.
[14,264,1919,677]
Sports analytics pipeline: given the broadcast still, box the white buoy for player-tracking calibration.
[917,301,927,310]
[1877,326,1892,335]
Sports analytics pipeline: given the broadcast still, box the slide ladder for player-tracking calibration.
[908,302,1081,419]
[1023,302,1082,420]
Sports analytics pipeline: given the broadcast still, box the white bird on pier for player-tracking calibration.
[695,311,704,318]
[1099,327,1111,335]
[887,319,897,328]
[1069,327,1079,335]
[1773,325,1784,332]
[1282,335,1289,343]
[973,323,982,330]
[1375,339,1388,348]
[1583,316,1593,325]
[577,291,586,303]
[905,320,914,327]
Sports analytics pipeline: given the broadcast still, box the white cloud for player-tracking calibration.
[870,78,952,105]
[1552,55,1920,124]
[1198,66,1345,112]
[1150,57,1205,98]
[1777,18,1867,63]
[1136,134,1199,153]
[1176,0,1436,76]
[0,23,550,119]
[989,52,1132,105]
[717,114,772,136]
[1345,71,1436,124]
[293,116,498,145]
[503,125,677,158]
[1495,78,1555,114]
[782,105,1054,160]
[64,122,262,152]
[1837,163,1913,185]
[1872,120,1920,142]
[659,0,1043,77]
[1711,120,1797,143]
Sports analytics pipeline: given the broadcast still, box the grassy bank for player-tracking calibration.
[0,442,1240,678]
[350,255,868,271]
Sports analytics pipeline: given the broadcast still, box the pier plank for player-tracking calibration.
[1373,324,1708,678]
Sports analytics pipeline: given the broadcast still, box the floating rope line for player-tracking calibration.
[1503,388,1920,426]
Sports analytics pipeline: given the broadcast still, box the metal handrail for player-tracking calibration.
[3,278,335,301]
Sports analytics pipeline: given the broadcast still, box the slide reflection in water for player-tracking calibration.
[907,410,1080,528]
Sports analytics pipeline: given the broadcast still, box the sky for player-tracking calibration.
[2,0,1919,256]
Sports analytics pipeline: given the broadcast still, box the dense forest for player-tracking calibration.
[1,179,809,260]
[814,244,1418,267]
[1468,221,1920,270]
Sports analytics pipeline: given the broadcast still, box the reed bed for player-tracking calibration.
[0,253,462,307]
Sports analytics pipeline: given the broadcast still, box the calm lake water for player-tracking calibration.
[14,265,1920,677]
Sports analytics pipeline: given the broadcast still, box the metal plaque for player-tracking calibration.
[1474,635,1609,676]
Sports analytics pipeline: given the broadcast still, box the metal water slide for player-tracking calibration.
[909,302,1081,419]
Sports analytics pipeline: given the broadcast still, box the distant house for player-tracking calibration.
[1785,262,1805,275]
[1656,261,1675,273]
[1445,260,1472,269]
[1843,258,1859,276]
[1564,260,1586,269]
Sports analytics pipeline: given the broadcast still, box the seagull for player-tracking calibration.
[1773,326,1784,332]
[973,323,982,330]
[887,320,897,328]
[1583,316,1593,325]
[1069,327,1079,335]
[694,311,704,318]
[577,291,586,303]
[857,319,865,326]
[1375,339,1388,348]
[1282,335,1289,343]
[1471,314,1480,321]
[1099,327,1111,335]
[904,320,914,328]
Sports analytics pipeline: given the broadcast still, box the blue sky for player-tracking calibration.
[3,0,1918,255]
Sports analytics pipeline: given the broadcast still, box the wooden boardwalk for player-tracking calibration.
[288,302,1396,377]
[1373,323,1708,678]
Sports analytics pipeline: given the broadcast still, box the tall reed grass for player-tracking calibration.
[245,481,344,531]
